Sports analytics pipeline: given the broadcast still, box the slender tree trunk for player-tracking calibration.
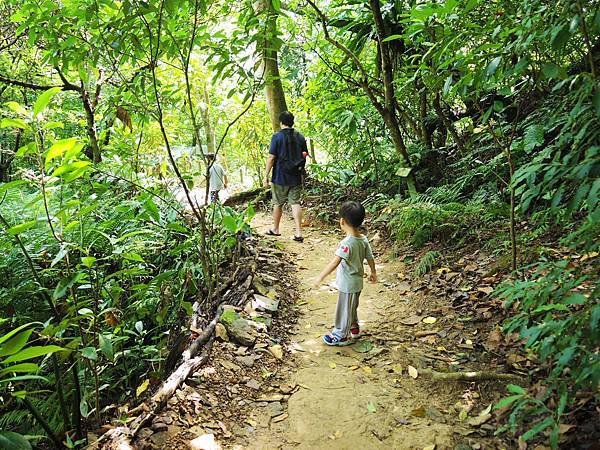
[202,84,215,153]
[259,0,288,132]
[309,138,316,162]
[81,88,101,163]
[433,92,464,152]
[417,79,432,149]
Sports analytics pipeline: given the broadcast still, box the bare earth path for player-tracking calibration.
[242,212,501,450]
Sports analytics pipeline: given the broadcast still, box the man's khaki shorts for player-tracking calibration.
[271,183,302,206]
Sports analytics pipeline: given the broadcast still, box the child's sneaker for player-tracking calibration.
[323,334,351,346]
[350,324,360,340]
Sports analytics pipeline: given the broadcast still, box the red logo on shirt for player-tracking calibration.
[339,244,349,254]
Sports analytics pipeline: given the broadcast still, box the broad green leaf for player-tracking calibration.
[507,384,526,395]
[396,167,412,177]
[0,118,29,130]
[123,253,145,262]
[353,340,373,353]
[0,374,48,384]
[382,34,403,42]
[0,323,37,346]
[222,215,237,233]
[0,329,33,357]
[43,121,64,130]
[486,56,502,77]
[3,345,65,363]
[551,23,570,50]
[494,394,522,410]
[99,334,114,361]
[143,197,160,222]
[33,87,62,116]
[542,62,560,79]
[46,138,78,165]
[53,274,82,300]
[166,222,188,233]
[52,160,91,177]
[6,220,37,235]
[521,417,554,441]
[0,431,32,450]
[0,363,39,376]
[81,256,97,268]
[4,101,28,115]
[16,142,36,157]
[51,246,69,268]
[81,346,98,361]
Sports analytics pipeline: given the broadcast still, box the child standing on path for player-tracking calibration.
[313,201,377,346]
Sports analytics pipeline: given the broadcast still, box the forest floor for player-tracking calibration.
[129,211,521,450]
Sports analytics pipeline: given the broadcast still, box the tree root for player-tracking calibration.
[420,368,526,383]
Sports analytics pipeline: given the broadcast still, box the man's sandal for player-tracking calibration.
[293,235,304,243]
[266,229,281,236]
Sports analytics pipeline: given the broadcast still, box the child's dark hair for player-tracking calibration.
[340,201,366,228]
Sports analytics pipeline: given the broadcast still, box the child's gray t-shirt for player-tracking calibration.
[335,235,374,294]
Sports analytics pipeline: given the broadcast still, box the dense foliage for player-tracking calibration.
[0,0,598,448]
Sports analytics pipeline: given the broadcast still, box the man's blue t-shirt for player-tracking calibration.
[269,128,308,187]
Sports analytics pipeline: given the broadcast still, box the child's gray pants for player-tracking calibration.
[333,291,361,338]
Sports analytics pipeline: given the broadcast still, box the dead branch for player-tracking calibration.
[420,368,525,383]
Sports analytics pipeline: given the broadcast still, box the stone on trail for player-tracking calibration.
[189,433,221,450]
[258,393,284,402]
[267,401,285,417]
[268,344,284,360]
[215,323,229,342]
[252,294,280,313]
[246,379,261,390]
[221,312,258,347]
[235,355,259,367]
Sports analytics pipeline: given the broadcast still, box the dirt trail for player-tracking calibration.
[243,212,500,450]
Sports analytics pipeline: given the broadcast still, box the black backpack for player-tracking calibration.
[279,129,306,176]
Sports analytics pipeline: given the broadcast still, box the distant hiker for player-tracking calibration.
[264,111,308,242]
[207,153,228,203]
[313,201,377,346]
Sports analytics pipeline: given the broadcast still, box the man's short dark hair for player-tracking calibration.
[279,111,294,127]
[340,201,366,228]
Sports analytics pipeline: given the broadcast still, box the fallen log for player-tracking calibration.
[420,368,525,383]
[224,186,269,206]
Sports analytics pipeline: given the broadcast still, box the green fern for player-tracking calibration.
[414,250,440,276]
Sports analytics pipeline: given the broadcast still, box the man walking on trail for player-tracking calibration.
[207,153,228,204]
[264,111,308,242]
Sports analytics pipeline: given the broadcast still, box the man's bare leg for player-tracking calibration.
[291,204,303,237]
[272,205,283,234]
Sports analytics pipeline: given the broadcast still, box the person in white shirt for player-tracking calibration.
[207,153,228,203]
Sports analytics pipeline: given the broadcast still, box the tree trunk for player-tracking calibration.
[202,84,215,153]
[259,0,288,132]
[433,92,465,152]
[368,0,417,197]
[81,89,101,163]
